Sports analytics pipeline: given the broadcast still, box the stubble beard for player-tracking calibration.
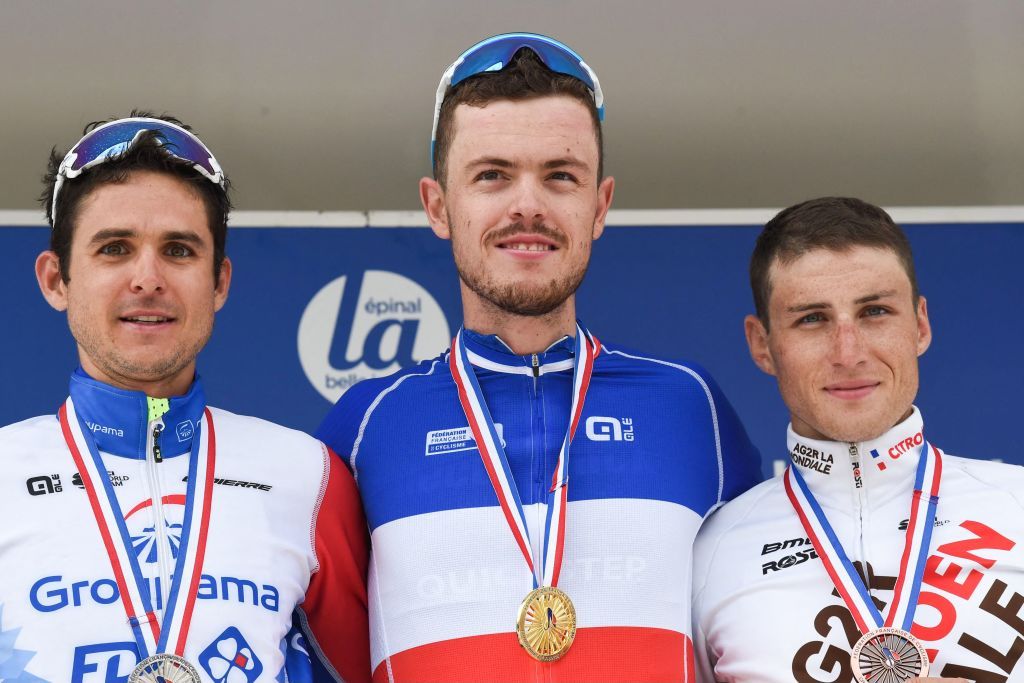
[68,303,211,392]
[452,218,590,317]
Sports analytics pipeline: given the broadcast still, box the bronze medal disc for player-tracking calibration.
[129,654,202,683]
[516,586,577,661]
[851,627,930,683]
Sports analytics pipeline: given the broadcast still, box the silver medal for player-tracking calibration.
[129,654,202,683]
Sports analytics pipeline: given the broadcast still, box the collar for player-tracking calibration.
[786,407,926,500]
[67,368,207,460]
[461,327,578,376]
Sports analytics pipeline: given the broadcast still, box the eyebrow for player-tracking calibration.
[786,289,900,313]
[86,228,206,246]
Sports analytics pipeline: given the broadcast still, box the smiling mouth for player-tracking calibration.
[825,382,880,399]
[121,315,174,325]
[498,241,557,252]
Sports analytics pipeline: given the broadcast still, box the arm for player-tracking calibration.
[703,369,763,507]
[297,447,370,683]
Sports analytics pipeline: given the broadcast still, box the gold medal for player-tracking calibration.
[516,586,577,661]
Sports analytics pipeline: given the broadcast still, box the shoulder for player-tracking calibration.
[942,450,1024,496]
[315,352,449,444]
[0,414,61,447]
[697,476,786,549]
[693,476,788,595]
[207,406,324,454]
[596,342,727,399]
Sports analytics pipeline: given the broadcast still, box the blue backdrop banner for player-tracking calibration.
[3,218,1021,476]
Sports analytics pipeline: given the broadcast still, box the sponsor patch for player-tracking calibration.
[425,424,505,456]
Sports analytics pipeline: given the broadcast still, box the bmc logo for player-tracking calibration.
[585,416,635,442]
[298,270,450,402]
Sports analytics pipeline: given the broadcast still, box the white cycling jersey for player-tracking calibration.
[693,407,1024,683]
[0,371,368,683]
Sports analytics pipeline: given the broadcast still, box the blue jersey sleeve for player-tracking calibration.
[700,365,763,504]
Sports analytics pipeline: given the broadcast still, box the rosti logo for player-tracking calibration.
[297,270,450,402]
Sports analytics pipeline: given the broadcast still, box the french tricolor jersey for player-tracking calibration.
[316,329,762,682]
[0,371,369,682]
[693,408,1024,682]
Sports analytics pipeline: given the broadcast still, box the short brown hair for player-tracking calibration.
[432,47,603,185]
[750,197,919,329]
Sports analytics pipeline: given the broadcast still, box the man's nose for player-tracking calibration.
[130,249,166,294]
[507,177,546,223]
[830,320,867,368]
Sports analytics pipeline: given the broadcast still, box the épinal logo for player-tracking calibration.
[298,270,450,402]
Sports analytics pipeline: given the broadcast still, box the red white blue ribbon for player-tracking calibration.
[784,440,942,634]
[59,397,216,659]
[449,324,599,588]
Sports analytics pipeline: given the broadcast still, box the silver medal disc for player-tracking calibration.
[129,654,202,683]
[851,627,930,683]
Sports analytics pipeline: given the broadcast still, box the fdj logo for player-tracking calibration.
[298,270,450,402]
[585,416,635,442]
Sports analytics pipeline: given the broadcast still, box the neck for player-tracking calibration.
[462,290,577,355]
[79,356,195,398]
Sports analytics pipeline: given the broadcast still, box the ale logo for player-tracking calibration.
[298,270,450,402]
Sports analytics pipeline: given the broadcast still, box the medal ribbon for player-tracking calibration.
[784,440,942,634]
[449,324,599,588]
[59,397,216,658]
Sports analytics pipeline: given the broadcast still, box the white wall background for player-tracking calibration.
[2,0,1022,213]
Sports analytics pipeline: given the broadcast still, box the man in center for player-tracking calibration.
[317,33,761,681]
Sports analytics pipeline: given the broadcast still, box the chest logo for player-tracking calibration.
[425,424,505,456]
[199,626,263,682]
[585,416,635,442]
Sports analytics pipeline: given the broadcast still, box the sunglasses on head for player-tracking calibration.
[51,117,225,225]
[430,33,605,167]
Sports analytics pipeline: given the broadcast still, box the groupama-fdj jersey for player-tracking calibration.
[0,370,369,682]
[693,408,1024,682]
[316,328,762,682]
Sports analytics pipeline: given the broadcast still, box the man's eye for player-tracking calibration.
[864,306,889,317]
[99,243,127,256]
[799,312,825,324]
[476,170,502,181]
[549,171,577,182]
[167,243,194,258]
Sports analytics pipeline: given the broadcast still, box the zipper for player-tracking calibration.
[849,442,870,591]
[145,417,170,613]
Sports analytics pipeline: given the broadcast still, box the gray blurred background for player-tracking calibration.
[2,0,1022,213]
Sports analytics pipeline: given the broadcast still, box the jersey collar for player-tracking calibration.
[67,368,207,460]
[786,406,926,502]
[461,327,577,376]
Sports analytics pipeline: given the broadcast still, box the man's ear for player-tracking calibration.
[420,177,450,240]
[591,175,615,240]
[36,250,68,312]
[744,314,777,376]
[915,295,932,356]
[213,256,232,312]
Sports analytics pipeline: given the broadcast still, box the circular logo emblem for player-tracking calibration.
[297,270,450,402]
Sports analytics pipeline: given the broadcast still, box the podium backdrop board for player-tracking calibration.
[2,210,1020,476]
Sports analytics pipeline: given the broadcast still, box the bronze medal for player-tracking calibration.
[851,627,930,683]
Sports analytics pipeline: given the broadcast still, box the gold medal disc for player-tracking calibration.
[516,586,577,661]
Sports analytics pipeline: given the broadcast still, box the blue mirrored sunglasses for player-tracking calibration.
[430,33,605,166]
[51,117,225,224]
